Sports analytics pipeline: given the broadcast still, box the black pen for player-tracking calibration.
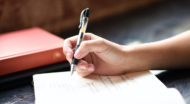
[70,8,90,76]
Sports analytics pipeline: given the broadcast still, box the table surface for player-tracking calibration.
[1,0,190,103]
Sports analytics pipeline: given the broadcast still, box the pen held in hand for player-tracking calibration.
[70,8,90,76]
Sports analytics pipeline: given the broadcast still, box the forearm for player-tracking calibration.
[124,30,190,71]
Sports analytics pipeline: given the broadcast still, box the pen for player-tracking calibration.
[70,8,90,76]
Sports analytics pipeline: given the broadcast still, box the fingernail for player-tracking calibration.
[79,65,87,71]
[75,51,80,58]
[88,64,94,72]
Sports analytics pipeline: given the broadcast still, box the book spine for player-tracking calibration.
[0,47,66,76]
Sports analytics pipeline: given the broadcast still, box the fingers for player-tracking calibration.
[76,60,95,77]
[63,33,98,62]
[63,33,99,77]
[74,39,108,59]
[63,36,78,63]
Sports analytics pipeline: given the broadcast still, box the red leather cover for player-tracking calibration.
[0,27,66,75]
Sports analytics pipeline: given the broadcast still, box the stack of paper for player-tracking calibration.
[33,71,185,104]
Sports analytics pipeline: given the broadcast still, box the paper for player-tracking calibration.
[33,71,185,104]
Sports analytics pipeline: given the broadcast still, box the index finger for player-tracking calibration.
[63,36,79,63]
[63,35,78,54]
[63,33,94,55]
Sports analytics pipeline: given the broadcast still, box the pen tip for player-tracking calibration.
[70,64,75,76]
[71,71,74,76]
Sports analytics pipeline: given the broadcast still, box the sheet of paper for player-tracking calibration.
[33,71,185,104]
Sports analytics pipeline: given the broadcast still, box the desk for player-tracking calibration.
[1,70,190,104]
[1,0,190,103]
[157,70,190,103]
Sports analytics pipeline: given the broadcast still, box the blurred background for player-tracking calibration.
[0,0,160,34]
[0,0,190,45]
[1,0,190,103]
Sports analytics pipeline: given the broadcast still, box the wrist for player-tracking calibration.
[122,43,156,72]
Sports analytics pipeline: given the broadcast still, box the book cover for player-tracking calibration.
[0,27,66,76]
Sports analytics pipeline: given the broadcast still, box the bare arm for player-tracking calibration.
[63,31,190,77]
[125,30,190,71]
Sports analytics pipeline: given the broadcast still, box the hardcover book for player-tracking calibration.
[0,27,66,76]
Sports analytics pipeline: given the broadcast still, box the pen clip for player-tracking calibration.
[79,10,85,29]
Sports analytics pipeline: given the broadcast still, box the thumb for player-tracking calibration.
[74,39,108,59]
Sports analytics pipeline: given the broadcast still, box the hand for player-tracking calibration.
[63,33,129,77]
[64,31,190,77]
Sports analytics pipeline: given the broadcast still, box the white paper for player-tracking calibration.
[33,71,185,104]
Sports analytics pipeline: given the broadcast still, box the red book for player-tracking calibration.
[0,27,66,76]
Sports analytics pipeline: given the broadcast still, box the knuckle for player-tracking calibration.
[82,42,89,48]
[98,39,106,45]
[63,41,69,47]
[63,48,68,54]
[63,47,69,53]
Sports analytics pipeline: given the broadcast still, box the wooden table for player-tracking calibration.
[1,0,190,103]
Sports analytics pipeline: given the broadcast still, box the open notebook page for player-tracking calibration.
[33,71,185,104]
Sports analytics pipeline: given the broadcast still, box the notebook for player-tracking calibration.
[33,71,185,104]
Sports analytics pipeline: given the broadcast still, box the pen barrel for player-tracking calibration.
[72,31,84,65]
[76,30,84,45]
[71,57,78,65]
[74,44,80,53]
[71,16,88,66]
[71,44,80,65]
